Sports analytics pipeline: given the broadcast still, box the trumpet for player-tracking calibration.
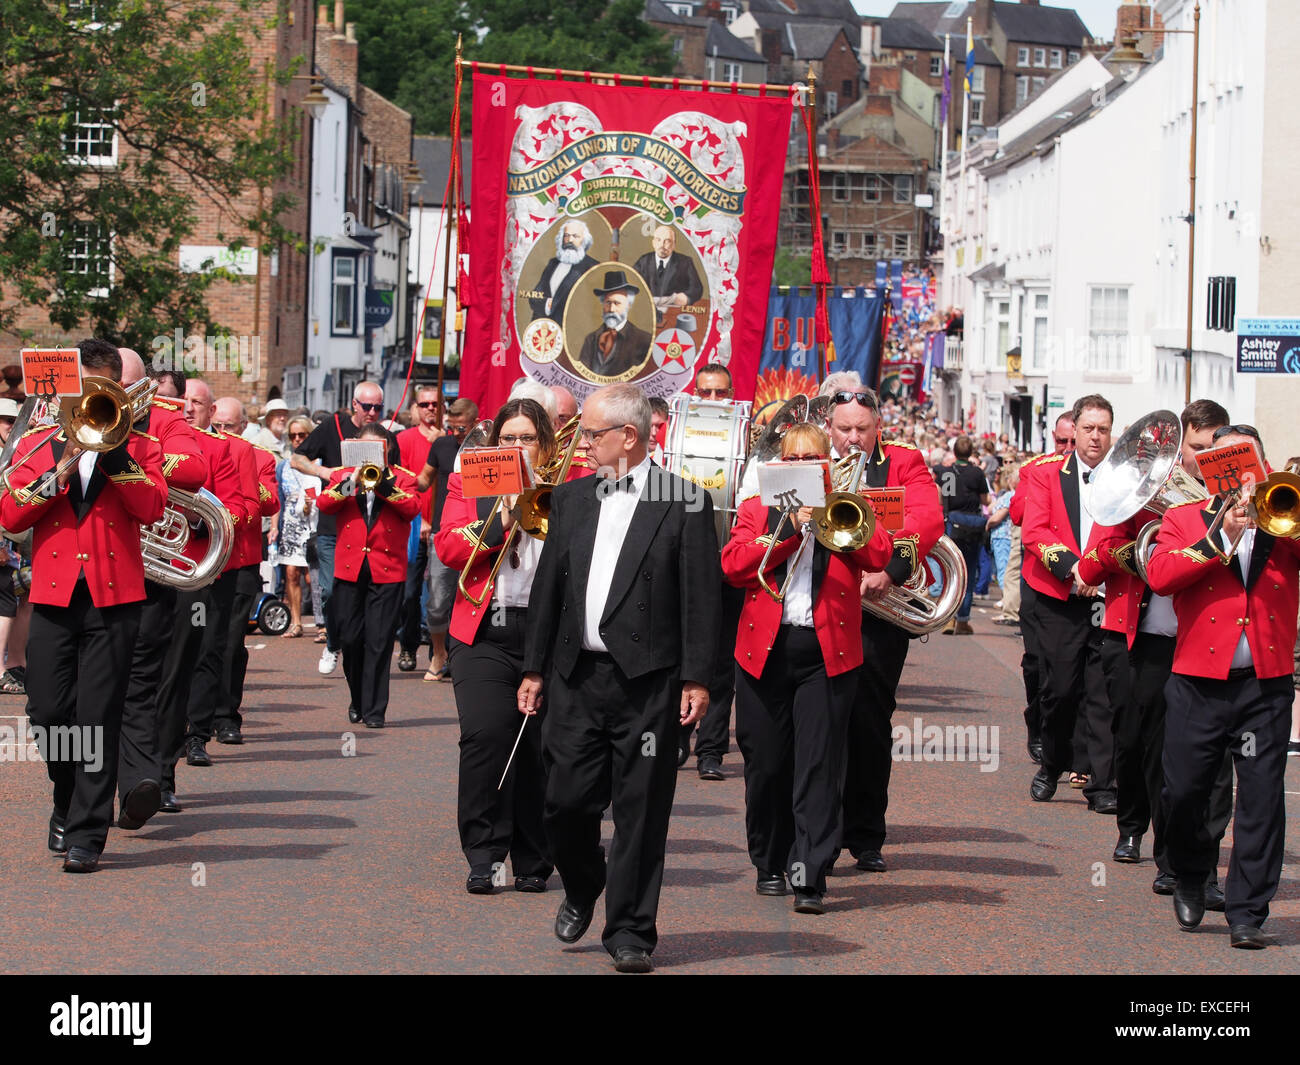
[355,462,386,493]
[457,416,581,607]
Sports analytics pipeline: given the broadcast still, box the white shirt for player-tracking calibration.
[1222,524,1256,669]
[583,456,652,651]
[495,527,541,609]
[1138,592,1178,638]
[1076,458,1097,557]
[779,521,815,627]
[77,449,98,495]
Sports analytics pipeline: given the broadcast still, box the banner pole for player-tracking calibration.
[438,35,464,403]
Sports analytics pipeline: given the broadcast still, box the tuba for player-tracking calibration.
[141,487,235,591]
[863,534,967,636]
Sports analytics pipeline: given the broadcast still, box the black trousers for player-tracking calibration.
[159,586,210,790]
[683,581,744,760]
[841,612,911,856]
[448,608,550,878]
[1035,592,1114,798]
[217,564,260,732]
[398,535,429,654]
[27,582,141,853]
[541,652,679,955]
[735,626,857,896]
[117,581,176,802]
[1019,577,1042,741]
[330,562,403,724]
[1163,671,1291,928]
[186,569,236,742]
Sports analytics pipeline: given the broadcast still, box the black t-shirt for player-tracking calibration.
[939,461,989,515]
[427,435,461,529]
[296,415,399,536]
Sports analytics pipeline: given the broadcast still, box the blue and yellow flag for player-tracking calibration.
[964,18,974,92]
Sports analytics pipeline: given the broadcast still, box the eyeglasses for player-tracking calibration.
[831,391,877,409]
[1054,436,1073,445]
[211,421,239,431]
[578,424,627,443]
[498,434,538,446]
[445,424,469,436]
[1212,424,1260,442]
[785,453,826,461]
[355,401,384,413]
[698,388,732,399]
[416,401,438,409]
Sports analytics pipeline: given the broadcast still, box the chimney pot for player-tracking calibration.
[345,21,357,42]
[318,4,327,26]
[334,0,344,34]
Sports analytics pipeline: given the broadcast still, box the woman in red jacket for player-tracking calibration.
[721,423,894,915]
[316,424,421,729]
[433,398,556,896]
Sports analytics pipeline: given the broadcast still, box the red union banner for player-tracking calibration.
[463,73,794,413]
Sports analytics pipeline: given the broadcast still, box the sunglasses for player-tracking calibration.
[289,432,308,440]
[698,388,732,399]
[831,391,876,409]
[785,453,826,461]
[1054,436,1073,445]
[1212,423,1260,442]
[445,424,469,436]
[416,401,438,409]
[355,401,383,413]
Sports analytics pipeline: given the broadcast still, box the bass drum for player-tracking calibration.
[663,395,751,543]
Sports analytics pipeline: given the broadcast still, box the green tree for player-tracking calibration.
[771,246,811,288]
[346,0,675,137]
[0,0,298,348]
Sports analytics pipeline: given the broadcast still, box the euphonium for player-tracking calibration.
[863,534,967,636]
[141,487,235,591]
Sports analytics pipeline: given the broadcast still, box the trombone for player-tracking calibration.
[1205,465,1300,563]
[757,449,875,602]
[457,415,581,607]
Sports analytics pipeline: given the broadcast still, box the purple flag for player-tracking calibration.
[941,57,951,125]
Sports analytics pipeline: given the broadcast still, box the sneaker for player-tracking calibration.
[1288,740,1300,757]
[318,648,338,675]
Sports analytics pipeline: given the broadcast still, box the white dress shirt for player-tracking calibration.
[77,449,98,495]
[495,526,542,609]
[583,456,652,651]
[1222,524,1256,668]
[1076,457,1097,557]
[779,521,815,627]
[546,262,572,314]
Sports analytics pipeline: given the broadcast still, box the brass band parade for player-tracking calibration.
[2,0,1297,1004]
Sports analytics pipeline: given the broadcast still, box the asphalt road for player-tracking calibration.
[2,600,1298,976]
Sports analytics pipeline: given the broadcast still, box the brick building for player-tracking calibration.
[644,0,767,84]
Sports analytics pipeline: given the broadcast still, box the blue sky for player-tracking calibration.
[851,0,1125,43]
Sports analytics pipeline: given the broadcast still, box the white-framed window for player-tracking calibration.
[1031,292,1049,370]
[64,101,117,166]
[1050,48,1063,68]
[969,66,985,93]
[861,232,877,255]
[64,222,113,298]
[332,253,358,335]
[1033,47,1046,67]
[1016,76,1030,106]
[893,233,911,257]
[832,172,849,202]
[665,2,693,15]
[970,96,984,123]
[930,56,942,77]
[1016,46,1029,66]
[832,231,849,254]
[723,62,742,83]
[863,174,880,202]
[1088,285,1131,372]
[1068,50,1080,63]
[1032,76,1045,91]
[824,90,839,116]
[672,37,683,56]
[722,4,737,24]
[995,299,1011,366]
[893,174,913,203]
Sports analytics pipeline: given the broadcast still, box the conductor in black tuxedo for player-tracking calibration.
[527,219,599,322]
[632,224,703,310]
[518,383,721,974]
[573,272,653,378]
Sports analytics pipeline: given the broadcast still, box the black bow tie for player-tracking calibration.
[601,474,635,494]
[1082,470,1091,484]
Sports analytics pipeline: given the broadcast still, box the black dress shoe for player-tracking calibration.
[1173,879,1206,930]
[466,873,495,895]
[1152,871,1176,895]
[755,871,787,896]
[1027,737,1043,764]
[48,808,68,853]
[185,738,212,767]
[398,650,416,672]
[514,875,548,893]
[612,946,653,973]
[364,719,385,729]
[1088,792,1118,815]
[1229,924,1269,949]
[62,846,100,874]
[1112,835,1141,863]
[215,725,243,745]
[855,850,887,872]
[554,897,595,943]
[1205,879,1226,912]
[697,756,724,781]
[1029,768,1058,802]
[118,779,162,830]
[676,744,690,768]
[158,790,182,813]
[793,891,825,915]
[347,706,362,724]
